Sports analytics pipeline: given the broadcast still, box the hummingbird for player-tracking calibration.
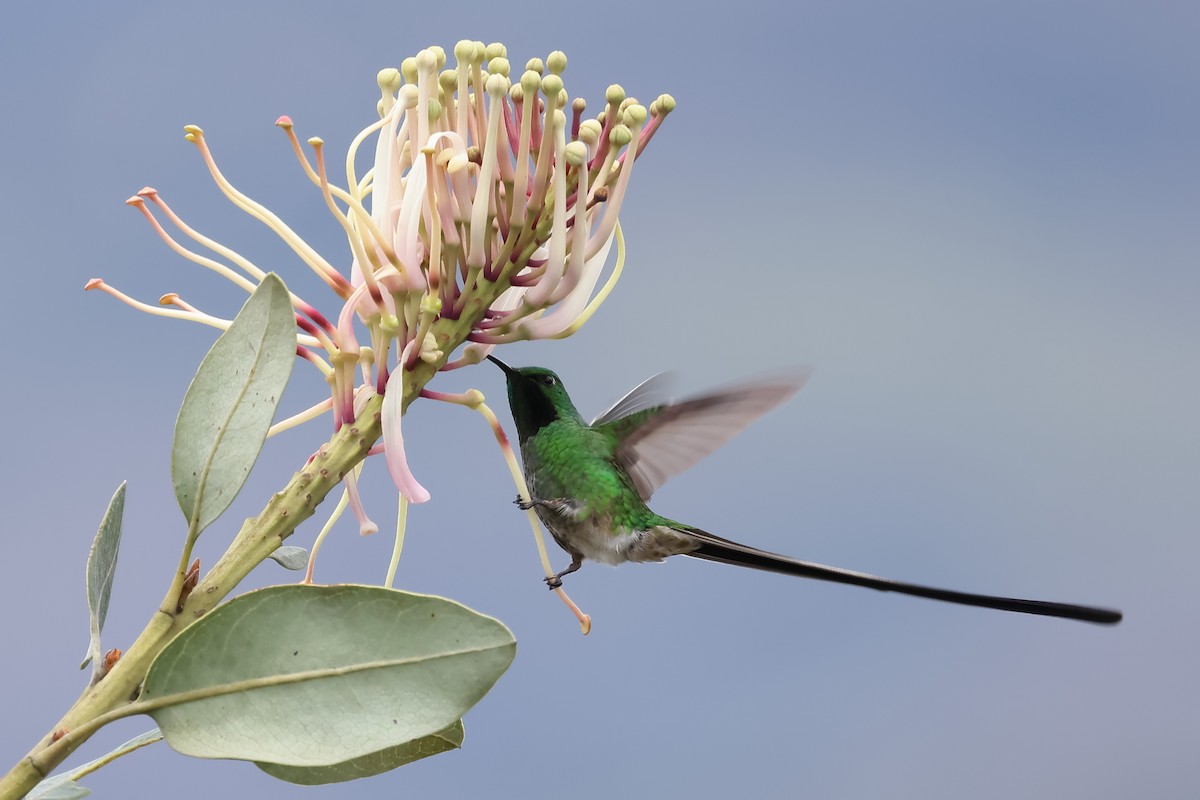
[487,356,1121,625]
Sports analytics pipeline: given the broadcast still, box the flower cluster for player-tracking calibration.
[89,41,671,526]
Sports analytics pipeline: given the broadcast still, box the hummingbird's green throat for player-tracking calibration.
[487,356,1122,626]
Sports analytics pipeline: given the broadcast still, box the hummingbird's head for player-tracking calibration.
[486,355,582,439]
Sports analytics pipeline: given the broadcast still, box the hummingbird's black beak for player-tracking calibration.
[486,354,515,375]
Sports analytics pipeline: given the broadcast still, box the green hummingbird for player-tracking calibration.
[487,356,1122,625]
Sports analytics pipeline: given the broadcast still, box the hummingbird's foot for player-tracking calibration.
[516,494,582,517]
[544,557,583,590]
[519,496,585,521]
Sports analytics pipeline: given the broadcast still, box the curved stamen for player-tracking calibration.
[522,117,569,308]
[509,71,539,228]
[547,222,626,338]
[311,137,383,300]
[467,74,508,274]
[277,116,399,273]
[302,483,351,584]
[138,189,338,342]
[584,106,644,260]
[86,279,230,331]
[131,191,263,288]
[184,125,352,297]
[268,397,334,438]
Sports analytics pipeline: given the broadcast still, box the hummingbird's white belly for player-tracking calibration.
[538,507,696,566]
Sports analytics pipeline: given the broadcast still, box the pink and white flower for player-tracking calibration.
[89,41,672,516]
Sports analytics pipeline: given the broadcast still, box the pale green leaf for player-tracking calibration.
[256,720,463,785]
[268,545,308,570]
[29,728,162,800]
[27,780,89,800]
[142,585,515,766]
[171,274,296,534]
[80,482,126,673]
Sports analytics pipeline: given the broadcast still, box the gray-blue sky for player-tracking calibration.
[1,1,1196,797]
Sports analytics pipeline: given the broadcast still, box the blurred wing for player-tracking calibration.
[597,370,811,500]
[591,372,677,426]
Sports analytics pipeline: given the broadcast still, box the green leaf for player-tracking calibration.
[256,720,464,785]
[26,779,90,800]
[29,728,162,799]
[141,585,515,766]
[80,482,126,673]
[268,545,308,570]
[171,274,296,534]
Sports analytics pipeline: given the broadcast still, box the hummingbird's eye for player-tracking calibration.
[541,375,557,387]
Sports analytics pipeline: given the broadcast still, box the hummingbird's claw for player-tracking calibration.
[543,557,583,590]
[515,495,535,511]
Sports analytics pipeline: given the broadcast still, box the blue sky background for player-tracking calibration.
[1,2,1197,798]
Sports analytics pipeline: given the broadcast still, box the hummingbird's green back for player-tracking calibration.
[522,418,669,532]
